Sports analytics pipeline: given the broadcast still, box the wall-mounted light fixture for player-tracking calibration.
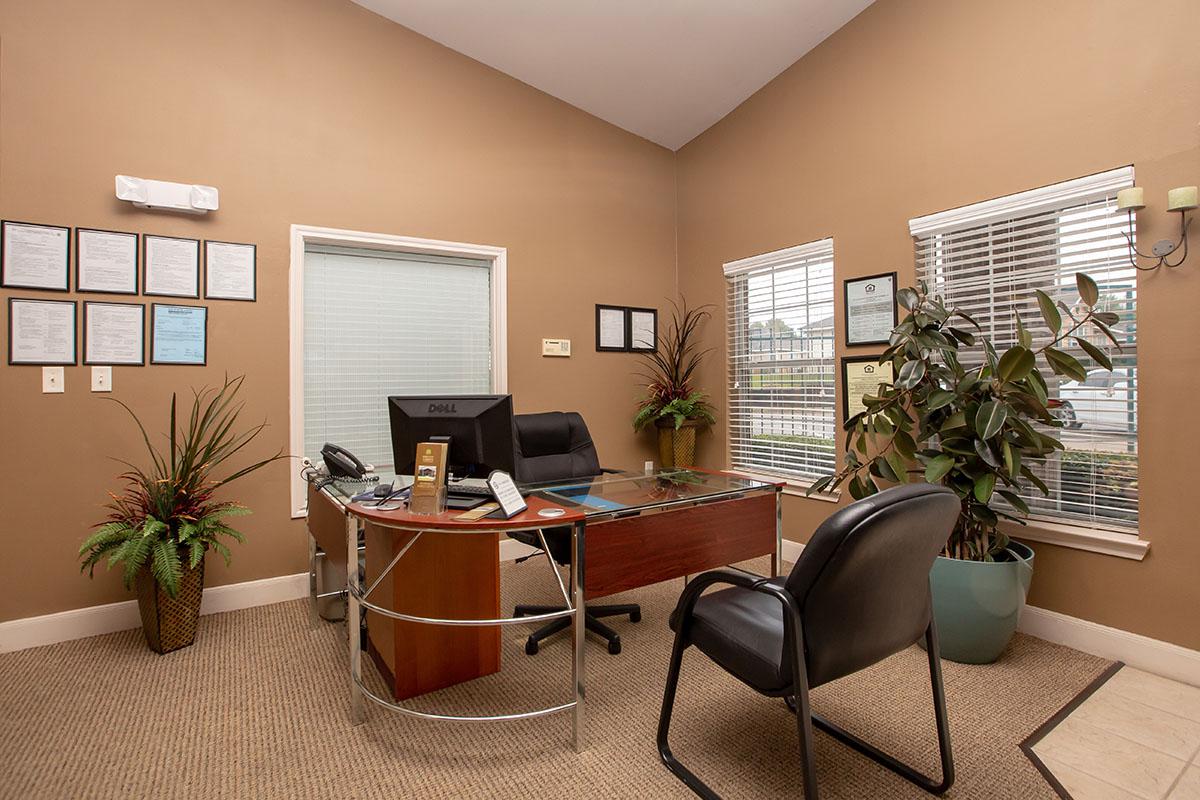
[115,175,219,215]
[1116,184,1195,271]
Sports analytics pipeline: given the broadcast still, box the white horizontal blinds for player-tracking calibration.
[303,245,492,470]
[913,168,1138,531]
[725,240,836,482]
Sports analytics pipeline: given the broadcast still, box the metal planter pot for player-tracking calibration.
[928,540,1034,664]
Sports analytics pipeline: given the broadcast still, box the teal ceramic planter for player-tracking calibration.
[928,541,1035,664]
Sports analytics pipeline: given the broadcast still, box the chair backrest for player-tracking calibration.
[785,483,960,687]
[511,412,601,484]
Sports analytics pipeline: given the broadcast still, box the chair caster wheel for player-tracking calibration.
[785,695,798,713]
[525,639,539,656]
[630,610,642,623]
[608,638,622,655]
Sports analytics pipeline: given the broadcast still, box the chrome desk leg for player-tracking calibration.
[308,533,320,629]
[772,489,783,578]
[572,519,586,752]
[347,514,365,725]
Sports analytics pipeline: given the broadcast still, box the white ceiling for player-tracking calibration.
[352,0,875,150]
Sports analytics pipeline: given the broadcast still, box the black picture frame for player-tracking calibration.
[203,240,257,302]
[150,302,208,365]
[75,227,139,295]
[1,220,71,292]
[8,297,77,365]
[595,304,628,352]
[840,354,893,421]
[142,234,201,298]
[83,301,146,366]
[628,306,659,352]
[843,271,898,347]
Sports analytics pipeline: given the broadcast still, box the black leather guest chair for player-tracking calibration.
[658,483,959,800]
[509,411,640,655]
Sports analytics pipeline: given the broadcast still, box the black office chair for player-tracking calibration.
[509,411,641,655]
[658,483,959,800]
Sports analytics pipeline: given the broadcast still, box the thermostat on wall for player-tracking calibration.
[542,338,571,357]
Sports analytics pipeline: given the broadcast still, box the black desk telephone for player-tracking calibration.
[321,443,369,478]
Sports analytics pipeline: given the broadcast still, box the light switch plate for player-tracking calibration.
[42,366,65,393]
[91,366,113,392]
[542,338,571,357]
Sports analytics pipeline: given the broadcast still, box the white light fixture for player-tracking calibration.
[115,175,219,214]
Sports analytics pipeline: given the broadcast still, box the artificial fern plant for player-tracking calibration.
[79,375,283,597]
[632,298,717,431]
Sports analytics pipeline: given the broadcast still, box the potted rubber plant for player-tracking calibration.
[79,375,283,654]
[809,275,1120,663]
[633,299,717,468]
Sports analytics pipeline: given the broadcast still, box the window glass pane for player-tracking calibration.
[916,186,1138,531]
[303,246,493,471]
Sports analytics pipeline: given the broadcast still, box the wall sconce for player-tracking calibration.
[1116,185,1195,271]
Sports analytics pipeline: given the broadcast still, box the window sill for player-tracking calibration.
[1002,519,1149,561]
[726,468,841,503]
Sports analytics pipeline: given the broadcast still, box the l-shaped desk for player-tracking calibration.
[306,468,782,751]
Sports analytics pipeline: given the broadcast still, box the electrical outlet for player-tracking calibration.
[42,366,64,393]
[91,366,113,392]
[644,460,655,473]
[541,338,571,357]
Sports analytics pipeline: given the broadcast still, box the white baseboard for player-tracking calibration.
[0,572,308,654]
[1018,605,1200,688]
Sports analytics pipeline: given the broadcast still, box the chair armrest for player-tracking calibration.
[670,567,771,636]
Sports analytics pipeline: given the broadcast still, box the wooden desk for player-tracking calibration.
[307,468,780,751]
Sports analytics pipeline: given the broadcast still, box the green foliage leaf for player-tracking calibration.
[896,359,926,390]
[151,539,182,598]
[1044,347,1088,381]
[1034,289,1061,334]
[997,489,1031,515]
[924,455,955,483]
[885,451,908,484]
[1074,337,1113,370]
[1094,311,1121,326]
[975,401,1008,440]
[896,287,919,311]
[1076,272,1099,306]
[926,390,956,411]
[973,472,996,503]
[997,346,1035,384]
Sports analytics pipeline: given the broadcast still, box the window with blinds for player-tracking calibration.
[725,239,836,483]
[303,245,494,471]
[910,167,1138,531]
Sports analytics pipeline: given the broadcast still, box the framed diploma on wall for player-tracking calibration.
[76,228,138,294]
[151,303,208,365]
[8,297,77,365]
[628,307,658,351]
[843,272,897,347]
[1,220,71,292]
[596,304,628,351]
[841,355,895,420]
[204,240,256,301]
[143,235,200,298]
[84,302,145,365]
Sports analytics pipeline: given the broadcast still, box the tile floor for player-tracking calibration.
[1031,667,1200,799]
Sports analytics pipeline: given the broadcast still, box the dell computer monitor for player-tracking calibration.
[388,394,515,479]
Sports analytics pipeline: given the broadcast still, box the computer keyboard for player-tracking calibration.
[448,479,493,496]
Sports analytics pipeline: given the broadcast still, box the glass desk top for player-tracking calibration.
[317,467,777,520]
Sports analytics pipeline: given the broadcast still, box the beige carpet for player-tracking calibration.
[0,558,1109,799]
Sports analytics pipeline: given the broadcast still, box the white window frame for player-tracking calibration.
[910,167,1147,560]
[288,224,508,517]
[723,239,838,496]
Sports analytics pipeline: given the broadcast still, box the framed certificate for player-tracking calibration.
[84,302,145,365]
[844,272,898,346]
[77,228,138,294]
[8,297,77,365]
[628,307,658,352]
[143,235,200,298]
[596,304,628,351]
[204,240,256,301]
[151,303,208,365]
[841,355,895,420]
[1,220,70,291]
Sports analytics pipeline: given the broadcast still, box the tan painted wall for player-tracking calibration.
[676,0,1200,649]
[0,0,676,621]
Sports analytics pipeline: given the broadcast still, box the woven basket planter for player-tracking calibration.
[135,558,205,654]
[656,418,704,468]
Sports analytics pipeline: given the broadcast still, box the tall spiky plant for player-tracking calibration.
[633,298,717,431]
[79,375,285,596]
